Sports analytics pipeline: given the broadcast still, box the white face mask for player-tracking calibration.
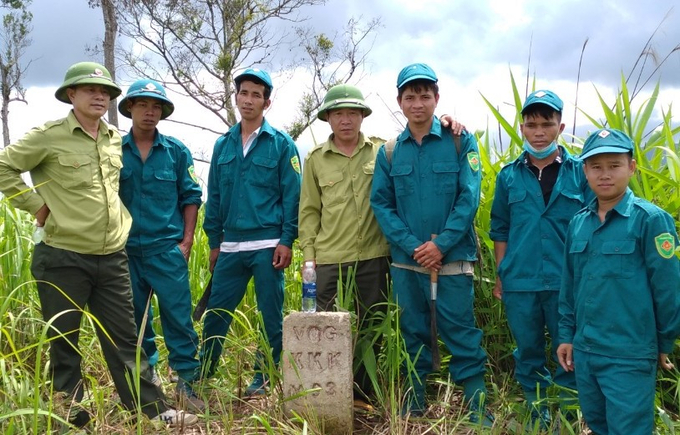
[523,140,558,159]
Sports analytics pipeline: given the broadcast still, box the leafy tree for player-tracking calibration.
[0,0,31,148]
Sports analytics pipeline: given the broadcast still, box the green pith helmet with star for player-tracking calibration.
[118,78,175,120]
[316,84,372,122]
[55,62,122,103]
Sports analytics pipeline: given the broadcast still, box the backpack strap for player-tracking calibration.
[453,134,462,156]
[384,137,397,164]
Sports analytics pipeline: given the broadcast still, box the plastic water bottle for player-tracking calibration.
[32,225,45,244]
[301,261,317,313]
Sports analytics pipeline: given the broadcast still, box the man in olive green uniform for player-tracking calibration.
[299,84,391,406]
[0,62,196,428]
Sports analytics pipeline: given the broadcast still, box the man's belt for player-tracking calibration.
[392,261,474,276]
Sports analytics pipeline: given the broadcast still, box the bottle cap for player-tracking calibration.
[304,261,314,268]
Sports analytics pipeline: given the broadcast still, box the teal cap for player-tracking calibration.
[580,128,634,160]
[234,68,273,92]
[118,79,174,120]
[396,63,437,89]
[522,90,563,112]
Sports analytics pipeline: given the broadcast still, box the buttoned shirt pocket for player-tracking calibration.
[218,153,237,185]
[508,188,528,225]
[56,154,94,189]
[108,156,123,192]
[569,239,588,277]
[390,164,414,196]
[554,190,585,223]
[251,156,278,188]
[119,167,133,199]
[601,240,636,278]
[432,161,459,194]
[153,168,177,200]
[318,170,346,208]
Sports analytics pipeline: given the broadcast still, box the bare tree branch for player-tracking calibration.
[286,16,382,140]
[0,0,31,148]
[115,0,327,130]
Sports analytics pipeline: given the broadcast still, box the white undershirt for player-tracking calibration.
[220,239,280,253]
[243,127,260,156]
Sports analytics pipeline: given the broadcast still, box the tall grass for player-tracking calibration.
[0,75,679,433]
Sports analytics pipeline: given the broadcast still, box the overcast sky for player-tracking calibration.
[8,0,680,175]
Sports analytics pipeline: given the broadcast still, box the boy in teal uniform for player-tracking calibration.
[557,128,680,435]
[118,79,204,412]
[201,68,301,394]
[490,90,588,426]
[371,63,491,425]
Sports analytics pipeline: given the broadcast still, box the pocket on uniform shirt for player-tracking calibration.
[153,168,177,200]
[250,156,278,188]
[568,239,588,276]
[390,164,414,196]
[55,154,94,189]
[432,161,459,194]
[554,190,585,223]
[119,167,133,200]
[601,240,636,278]
[318,170,347,207]
[217,153,237,185]
[108,156,123,192]
[508,188,529,225]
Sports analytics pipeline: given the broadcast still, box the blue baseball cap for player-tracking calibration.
[234,68,273,92]
[118,79,174,119]
[522,90,563,112]
[580,128,634,160]
[396,63,438,89]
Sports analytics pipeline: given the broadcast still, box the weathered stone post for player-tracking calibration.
[282,312,353,434]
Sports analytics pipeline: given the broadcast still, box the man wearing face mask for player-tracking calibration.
[489,90,592,429]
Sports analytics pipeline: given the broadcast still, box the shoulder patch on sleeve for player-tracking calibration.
[290,155,301,174]
[188,165,198,183]
[655,233,676,259]
[467,151,480,172]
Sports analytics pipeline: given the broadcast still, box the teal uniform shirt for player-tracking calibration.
[203,118,301,249]
[490,147,591,291]
[559,189,680,360]
[119,130,202,257]
[371,116,480,264]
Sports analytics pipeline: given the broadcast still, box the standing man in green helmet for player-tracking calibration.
[0,62,197,427]
[118,78,204,412]
[298,84,391,408]
[201,68,301,395]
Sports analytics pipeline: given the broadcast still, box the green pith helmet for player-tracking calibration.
[316,84,372,122]
[118,78,175,120]
[55,62,122,104]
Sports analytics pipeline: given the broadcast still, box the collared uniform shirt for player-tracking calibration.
[559,189,680,360]
[299,133,390,264]
[370,116,481,265]
[203,118,301,249]
[0,111,131,255]
[490,147,592,291]
[119,130,202,257]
